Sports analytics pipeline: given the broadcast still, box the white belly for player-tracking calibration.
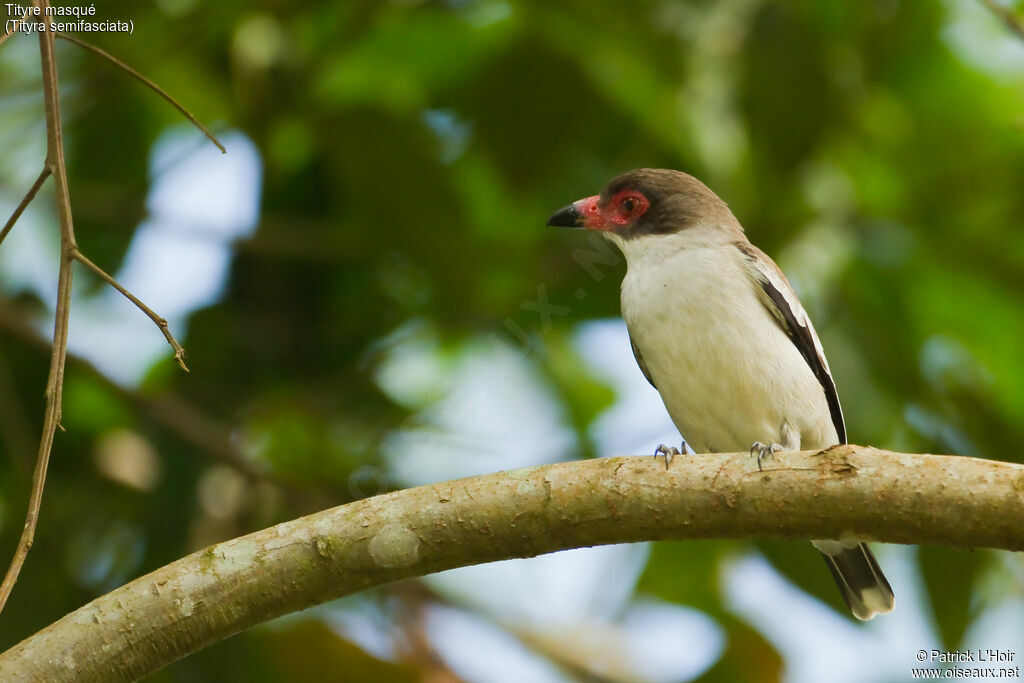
[620,244,838,453]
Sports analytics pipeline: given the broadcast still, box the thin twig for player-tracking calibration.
[978,0,1024,41]
[70,248,190,372]
[0,2,77,615]
[0,7,31,49]
[55,32,226,154]
[0,167,51,249]
[1,2,210,615]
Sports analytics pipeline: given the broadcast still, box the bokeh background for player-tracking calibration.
[2,0,1024,681]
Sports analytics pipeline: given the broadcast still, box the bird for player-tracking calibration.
[547,168,894,621]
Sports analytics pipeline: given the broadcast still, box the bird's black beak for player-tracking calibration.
[546,202,585,228]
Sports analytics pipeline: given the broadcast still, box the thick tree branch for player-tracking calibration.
[1,447,1022,681]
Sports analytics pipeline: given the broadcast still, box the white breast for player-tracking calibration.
[614,231,837,453]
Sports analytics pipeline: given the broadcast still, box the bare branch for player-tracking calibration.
[2,1,216,616]
[0,7,31,49]
[0,167,50,249]
[0,3,78,615]
[978,0,1024,42]
[55,32,226,153]
[70,247,190,372]
[0,447,1022,681]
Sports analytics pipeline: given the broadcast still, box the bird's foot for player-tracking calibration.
[750,441,783,472]
[654,444,681,470]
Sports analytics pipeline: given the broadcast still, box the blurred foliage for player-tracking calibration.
[2,0,1024,681]
[146,618,420,683]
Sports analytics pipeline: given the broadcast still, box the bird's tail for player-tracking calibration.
[812,540,894,620]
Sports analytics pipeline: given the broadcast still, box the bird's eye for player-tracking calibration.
[610,192,648,223]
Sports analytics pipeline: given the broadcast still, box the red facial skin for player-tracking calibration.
[577,190,650,231]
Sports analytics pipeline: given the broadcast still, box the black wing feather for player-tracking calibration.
[757,278,846,444]
[733,240,846,445]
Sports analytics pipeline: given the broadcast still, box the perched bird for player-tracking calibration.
[547,168,894,620]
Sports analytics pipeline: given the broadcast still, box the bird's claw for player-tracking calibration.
[750,441,783,472]
[654,444,681,470]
